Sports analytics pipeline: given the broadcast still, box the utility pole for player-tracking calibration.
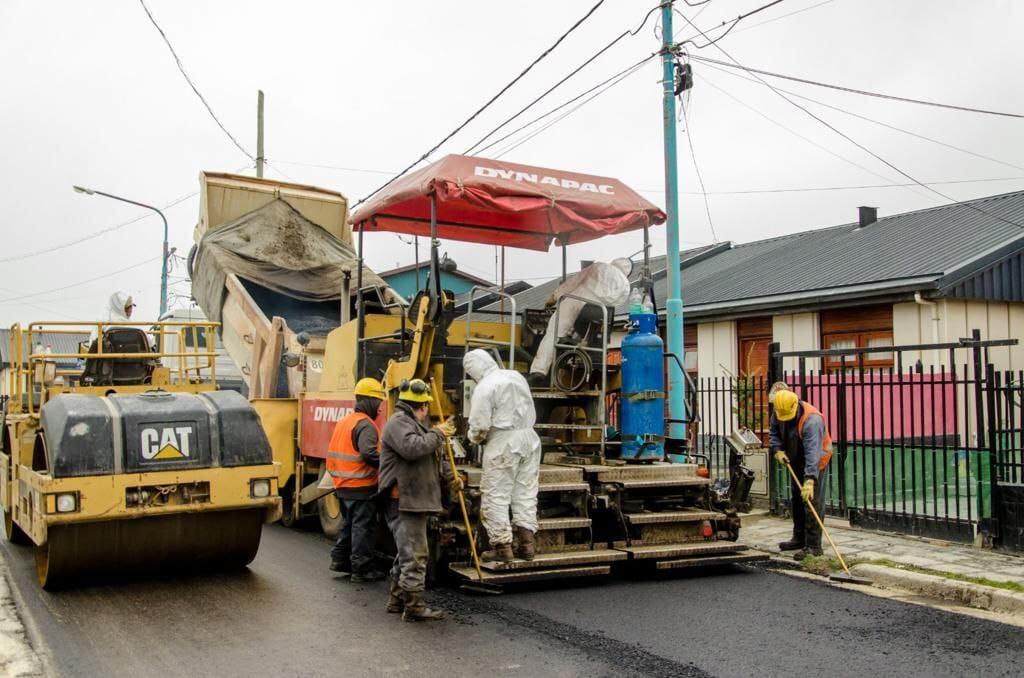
[256,90,265,178]
[660,2,686,444]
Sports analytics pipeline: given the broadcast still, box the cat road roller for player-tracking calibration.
[0,320,281,589]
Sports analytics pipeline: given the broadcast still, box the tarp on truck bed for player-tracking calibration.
[191,198,393,322]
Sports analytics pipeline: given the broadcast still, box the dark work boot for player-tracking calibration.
[385,578,404,614]
[401,590,444,622]
[329,560,352,575]
[351,569,386,583]
[794,546,824,561]
[527,372,548,387]
[513,527,536,561]
[480,542,514,563]
[778,538,804,552]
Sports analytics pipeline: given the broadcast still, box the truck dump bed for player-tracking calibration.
[189,172,401,397]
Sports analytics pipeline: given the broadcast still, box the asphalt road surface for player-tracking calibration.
[4,524,1023,678]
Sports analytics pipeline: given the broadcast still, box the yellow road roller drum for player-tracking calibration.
[15,389,281,589]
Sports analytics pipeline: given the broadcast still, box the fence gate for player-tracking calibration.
[763,332,1019,546]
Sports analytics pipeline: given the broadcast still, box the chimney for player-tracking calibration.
[857,206,878,228]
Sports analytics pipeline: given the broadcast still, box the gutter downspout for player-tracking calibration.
[914,292,941,368]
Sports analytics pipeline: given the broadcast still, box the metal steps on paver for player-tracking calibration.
[615,541,746,560]
[538,517,592,531]
[480,548,627,572]
[654,549,768,570]
[461,464,589,493]
[624,509,726,525]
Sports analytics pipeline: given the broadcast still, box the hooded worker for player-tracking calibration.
[528,258,632,385]
[769,388,833,560]
[326,377,386,582]
[106,291,135,322]
[378,378,460,622]
[463,349,542,563]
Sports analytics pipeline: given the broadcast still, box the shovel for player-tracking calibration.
[782,459,872,586]
[441,430,502,594]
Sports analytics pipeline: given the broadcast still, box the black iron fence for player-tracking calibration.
[690,332,1023,550]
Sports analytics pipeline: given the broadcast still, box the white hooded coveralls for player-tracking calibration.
[463,349,542,544]
[529,259,631,376]
[105,291,134,323]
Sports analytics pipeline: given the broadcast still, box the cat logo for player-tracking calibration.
[140,426,194,460]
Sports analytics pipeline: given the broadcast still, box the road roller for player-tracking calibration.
[0,320,281,589]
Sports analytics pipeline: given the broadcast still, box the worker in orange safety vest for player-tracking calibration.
[327,377,386,582]
[769,387,833,560]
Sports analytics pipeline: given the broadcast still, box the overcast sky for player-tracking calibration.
[1,0,1022,324]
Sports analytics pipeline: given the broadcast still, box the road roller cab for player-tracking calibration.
[0,320,281,589]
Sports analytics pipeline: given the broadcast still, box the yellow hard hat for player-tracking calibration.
[354,377,385,399]
[398,378,433,404]
[774,389,800,422]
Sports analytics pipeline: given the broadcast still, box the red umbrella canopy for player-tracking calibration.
[349,154,666,252]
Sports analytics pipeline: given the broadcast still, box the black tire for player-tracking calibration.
[318,492,344,539]
[4,508,29,545]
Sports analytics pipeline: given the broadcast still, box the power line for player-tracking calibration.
[0,257,162,304]
[464,4,664,156]
[354,0,611,207]
[697,60,1024,174]
[137,0,255,159]
[687,53,1024,119]
[675,9,1024,230]
[639,176,1024,196]
[272,160,396,176]
[675,0,786,49]
[474,54,659,157]
[680,106,718,242]
[730,0,838,34]
[492,60,654,159]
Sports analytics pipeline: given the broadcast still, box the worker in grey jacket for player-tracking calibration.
[378,379,460,622]
[769,388,832,560]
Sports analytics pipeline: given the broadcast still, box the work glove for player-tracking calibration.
[773,450,789,465]
[448,474,465,493]
[545,295,557,308]
[801,478,815,502]
[435,419,456,437]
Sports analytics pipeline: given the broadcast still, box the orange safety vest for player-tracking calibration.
[797,403,833,471]
[326,412,379,490]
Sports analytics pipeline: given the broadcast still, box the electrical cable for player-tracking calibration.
[271,160,396,176]
[675,0,785,49]
[730,0,837,34]
[473,53,659,157]
[0,257,163,304]
[137,0,255,159]
[353,0,610,207]
[490,59,655,159]
[680,105,719,242]
[639,176,1024,196]
[463,4,663,156]
[0,165,253,264]
[675,9,1024,229]
[697,60,1024,173]
[686,53,1024,119]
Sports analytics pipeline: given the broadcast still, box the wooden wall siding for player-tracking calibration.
[737,317,773,339]
[820,304,893,334]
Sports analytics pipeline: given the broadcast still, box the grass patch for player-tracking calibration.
[795,554,1024,594]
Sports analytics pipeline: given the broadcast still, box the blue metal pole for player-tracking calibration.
[660,2,686,442]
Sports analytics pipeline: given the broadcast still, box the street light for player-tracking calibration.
[72,185,169,316]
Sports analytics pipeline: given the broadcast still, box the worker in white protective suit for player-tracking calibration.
[463,349,542,563]
[527,257,632,385]
[106,291,135,322]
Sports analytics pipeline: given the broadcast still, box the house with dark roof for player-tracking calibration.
[480,191,1024,380]
[378,260,494,301]
[0,328,90,396]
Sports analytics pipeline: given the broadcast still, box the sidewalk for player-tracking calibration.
[0,558,45,677]
[741,511,1024,614]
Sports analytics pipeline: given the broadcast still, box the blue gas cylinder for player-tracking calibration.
[620,312,665,461]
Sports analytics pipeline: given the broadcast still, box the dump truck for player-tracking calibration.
[191,159,765,590]
[0,319,281,588]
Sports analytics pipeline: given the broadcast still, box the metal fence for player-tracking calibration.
[689,332,1024,549]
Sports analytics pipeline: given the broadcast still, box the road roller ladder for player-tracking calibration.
[0,320,282,589]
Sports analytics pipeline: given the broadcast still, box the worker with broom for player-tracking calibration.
[379,379,461,622]
[769,388,833,560]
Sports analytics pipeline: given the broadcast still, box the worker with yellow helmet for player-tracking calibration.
[378,379,460,621]
[769,386,833,560]
[327,377,387,581]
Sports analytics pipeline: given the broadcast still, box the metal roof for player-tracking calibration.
[0,329,91,368]
[478,190,1024,319]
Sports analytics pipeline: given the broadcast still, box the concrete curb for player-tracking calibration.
[852,563,1024,615]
